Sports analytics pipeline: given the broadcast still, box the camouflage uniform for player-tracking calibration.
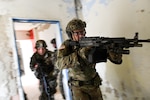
[30,41,57,100]
[51,38,66,99]
[56,18,122,100]
[54,50,66,99]
[56,40,103,100]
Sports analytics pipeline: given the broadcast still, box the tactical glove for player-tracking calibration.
[59,40,75,56]
[108,49,122,64]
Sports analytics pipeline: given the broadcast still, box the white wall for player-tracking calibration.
[35,23,59,51]
[81,0,150,100]
[0,0,150,100]
[0,0,76,100]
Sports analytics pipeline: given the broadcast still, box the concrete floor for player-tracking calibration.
[14,73,65,100]
[12,85,64,100]
[11,64,66,100]
[23,83,64,100]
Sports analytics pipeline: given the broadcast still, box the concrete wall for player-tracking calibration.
[0,15,18,100]
[0,0,150,100]
[81,0,150,100]
[15,31,31,40]
[0,0,76,100]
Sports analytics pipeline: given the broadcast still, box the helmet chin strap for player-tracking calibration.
[68,32,73,40]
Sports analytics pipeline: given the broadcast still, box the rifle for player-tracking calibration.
[37,63,51,100]
[69,33,150,63]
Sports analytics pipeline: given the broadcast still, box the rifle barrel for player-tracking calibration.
[138,39,150,42]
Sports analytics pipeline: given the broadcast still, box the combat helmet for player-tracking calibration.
[35,40,47,49]
[50,38,56,44]
[66,18,86,39]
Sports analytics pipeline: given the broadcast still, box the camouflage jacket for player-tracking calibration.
[30,50,55,76]
[56,40,97,81]
[56,39,122,81]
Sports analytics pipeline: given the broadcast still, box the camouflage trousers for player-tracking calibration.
[71,85,103,100]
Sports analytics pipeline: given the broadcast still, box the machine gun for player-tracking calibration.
[37,63,51,100]
[69,33,150,63]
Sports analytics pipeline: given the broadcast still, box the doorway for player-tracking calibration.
[12,18,63,100]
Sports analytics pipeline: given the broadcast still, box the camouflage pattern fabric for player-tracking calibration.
[56,39,122,100]
[30,50,57,100]
[56,40,103,100]
[71,85,103,100]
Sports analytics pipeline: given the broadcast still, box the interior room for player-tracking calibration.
[0,0,150,100]
[13,19,64,100]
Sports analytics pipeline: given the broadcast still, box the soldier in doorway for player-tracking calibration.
[30,40,58,100]
[50,38,66,99]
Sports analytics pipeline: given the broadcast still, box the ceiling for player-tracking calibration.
[14,22,41,31]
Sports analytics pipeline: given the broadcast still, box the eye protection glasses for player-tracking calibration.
[72,30,86,35]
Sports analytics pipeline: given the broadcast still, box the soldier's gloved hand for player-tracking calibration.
[35,64,38,68]
[78,46,93,52]
[64,40,72,47]
[78,47,91,59]
[108,49,122,64]
[59,40,75,56]
[30,64,38,71]
[106,43,122,64]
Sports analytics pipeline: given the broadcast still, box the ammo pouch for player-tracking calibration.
[70,73,102,87]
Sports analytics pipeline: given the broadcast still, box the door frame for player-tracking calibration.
[12,18,63,100]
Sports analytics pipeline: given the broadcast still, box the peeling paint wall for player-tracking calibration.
[1,0,150,100]
[0,15,18,100]
[0,0,76,99]
[81,0,150,100]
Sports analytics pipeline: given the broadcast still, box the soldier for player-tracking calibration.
[50,38,67,100]
[30,40,57,100]
[50,38,58,65]
[56,18,122,100]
